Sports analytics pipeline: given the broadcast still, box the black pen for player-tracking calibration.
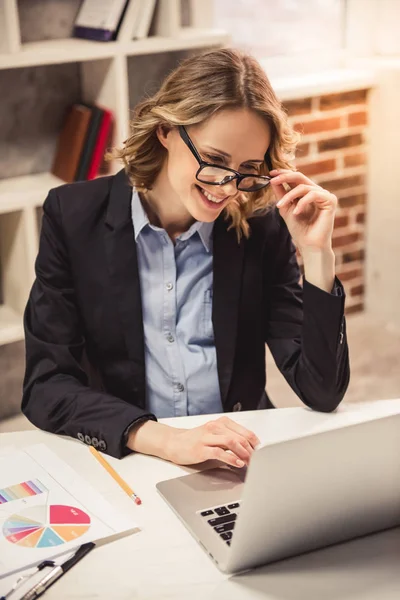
[20,542,95,600]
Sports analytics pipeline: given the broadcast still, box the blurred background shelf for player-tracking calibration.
[0,305,24,346]
[0,29,229,70]
[0,38,119,70]
[124,28,230,56]
[0,172,64,214]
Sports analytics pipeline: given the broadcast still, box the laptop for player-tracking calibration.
[156,411,400,573]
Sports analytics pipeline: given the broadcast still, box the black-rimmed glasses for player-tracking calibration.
[178,125,272,193]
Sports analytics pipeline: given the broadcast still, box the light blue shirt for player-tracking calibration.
[131,190,223,418]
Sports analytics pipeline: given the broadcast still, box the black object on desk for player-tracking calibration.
[20,542,95,600]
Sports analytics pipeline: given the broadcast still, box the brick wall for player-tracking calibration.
[283,89,369,315]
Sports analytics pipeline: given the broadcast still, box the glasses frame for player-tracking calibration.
[178,125,272,192]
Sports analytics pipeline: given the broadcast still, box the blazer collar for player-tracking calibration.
[105,168,133,230]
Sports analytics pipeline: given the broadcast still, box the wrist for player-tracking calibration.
[127,420,175,461]
[301,247,335,293]
[298,244,333,260]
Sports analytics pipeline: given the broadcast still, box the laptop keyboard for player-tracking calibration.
[199,502,240,546]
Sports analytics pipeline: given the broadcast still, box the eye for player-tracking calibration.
[242,164,260,173]
[205,153,224,164]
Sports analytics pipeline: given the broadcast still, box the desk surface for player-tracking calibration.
[1,400,400,600]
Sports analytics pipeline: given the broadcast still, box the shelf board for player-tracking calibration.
[0,172,64,214]
[0,305,23,346]
[124,28,230,56]
[0,29,230,70]
[0,38,119,70]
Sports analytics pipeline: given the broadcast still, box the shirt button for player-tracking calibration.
[175,383,185,392]
[167,333,174,343]
[166,282,173,291]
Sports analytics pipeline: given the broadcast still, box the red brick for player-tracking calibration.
[345,303,364,315]
[344,152,366,168]
[356,210,366,223]
[342,249,365,264]
[334,215,349,229]
[318,134,363,152]
[351,284,365,296]
[320,175,365,193]
[348,111,368,127]
[332,232,360,249]
[284,98,312,116]
[293,117,341,135]
[319,89,368,111]
[336,268,362,282]
[300,159,336,177]
[338,193,366,208]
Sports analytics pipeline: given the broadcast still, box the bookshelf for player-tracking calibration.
[0,0,229,346]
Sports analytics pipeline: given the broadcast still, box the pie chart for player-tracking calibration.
[3,504,91,548]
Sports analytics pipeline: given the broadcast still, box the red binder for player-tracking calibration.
[86,108,114,180]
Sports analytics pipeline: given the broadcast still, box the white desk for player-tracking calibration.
[1,400,400,600]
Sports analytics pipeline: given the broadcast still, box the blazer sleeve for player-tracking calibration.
[264,214,350,412]
[22,189,156,459]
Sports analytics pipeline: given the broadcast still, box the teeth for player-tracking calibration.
[200,187,225,203]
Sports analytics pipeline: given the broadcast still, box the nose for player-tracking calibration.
[219,179,237,197]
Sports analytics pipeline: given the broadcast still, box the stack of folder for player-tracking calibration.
[51,103,114,183]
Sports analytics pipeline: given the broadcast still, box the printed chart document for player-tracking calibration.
[0,444,139,578]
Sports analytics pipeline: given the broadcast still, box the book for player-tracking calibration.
[116,0,143,42]
[73,0,129,42]
[86,108,114,180]
[135,0,157,39]
[51,104,92,183]
[75,105,105,181]
[117,0,157,42]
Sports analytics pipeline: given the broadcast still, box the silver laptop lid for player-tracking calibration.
[227,412,400,573]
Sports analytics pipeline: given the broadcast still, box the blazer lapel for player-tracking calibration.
[213,217,245,407]
[104,170,146,395]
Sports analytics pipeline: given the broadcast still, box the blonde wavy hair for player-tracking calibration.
[109,47,299,239]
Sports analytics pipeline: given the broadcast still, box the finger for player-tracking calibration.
[207,426,255,462]
[293,190,336,215]
[276,184,315,209]
[203,446,246,468]
[293,191,320,215]
[205,434,252,464]
[269,179,286,202]
[217,416,260,448]
[270,169,315,187]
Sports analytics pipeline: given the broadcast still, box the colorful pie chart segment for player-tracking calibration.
[2,504,91,548]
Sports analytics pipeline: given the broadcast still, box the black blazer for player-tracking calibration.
[22,169,350,458]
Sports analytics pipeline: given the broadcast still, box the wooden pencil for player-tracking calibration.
[89,445,142,505]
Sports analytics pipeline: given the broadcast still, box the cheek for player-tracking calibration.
[167,153,197,191]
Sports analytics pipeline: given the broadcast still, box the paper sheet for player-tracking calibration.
[0,444,139,578]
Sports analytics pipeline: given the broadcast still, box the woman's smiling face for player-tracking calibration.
[157,108,271,224]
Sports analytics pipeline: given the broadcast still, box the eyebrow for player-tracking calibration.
[204,145,264,164]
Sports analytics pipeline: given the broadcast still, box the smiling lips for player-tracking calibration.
[199,186,227,204]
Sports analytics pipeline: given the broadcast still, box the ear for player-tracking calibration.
[156,124,172,150]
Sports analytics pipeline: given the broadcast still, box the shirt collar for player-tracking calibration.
[131,189,214,253]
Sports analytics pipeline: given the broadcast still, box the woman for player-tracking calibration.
[22,48,349,466]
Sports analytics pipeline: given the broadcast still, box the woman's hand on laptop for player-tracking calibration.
[127,416,260,467]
